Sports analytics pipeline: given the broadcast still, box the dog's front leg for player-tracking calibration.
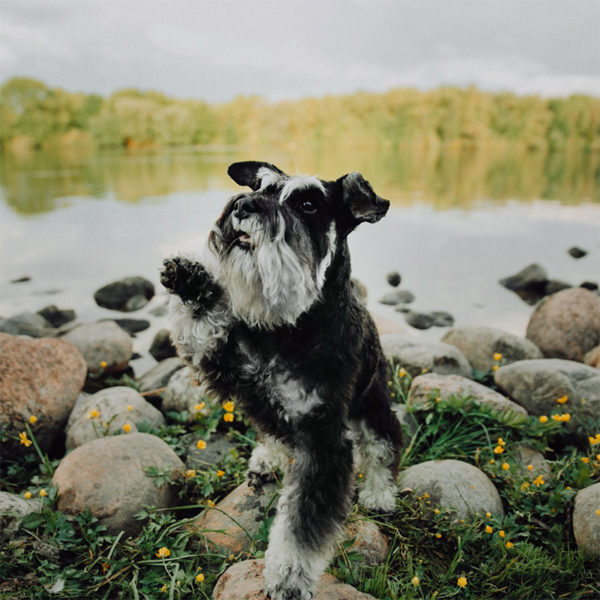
[263,434,354,600]
[161,256,232,367]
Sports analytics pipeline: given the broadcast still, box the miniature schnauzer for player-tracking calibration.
[161,161,402,600]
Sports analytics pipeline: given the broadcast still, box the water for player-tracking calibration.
[1,146,599,375]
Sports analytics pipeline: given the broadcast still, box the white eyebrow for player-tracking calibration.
[279,175,325,204]
[257,167,283,190]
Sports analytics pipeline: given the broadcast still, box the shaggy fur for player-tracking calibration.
[161,161,402,600]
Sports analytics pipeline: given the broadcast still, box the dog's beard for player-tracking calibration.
[212,213,321,328]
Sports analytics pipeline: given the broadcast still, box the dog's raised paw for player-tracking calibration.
[247,469,277,489]
[160,257,218,305]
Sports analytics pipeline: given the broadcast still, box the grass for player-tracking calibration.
[1,364,599,599]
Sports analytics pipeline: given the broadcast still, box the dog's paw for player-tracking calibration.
[247,469,277,489]
[265,584,313,600]
[358,486,397,513]
[160,257,218,304]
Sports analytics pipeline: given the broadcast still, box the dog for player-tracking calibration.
[160,161,402,600]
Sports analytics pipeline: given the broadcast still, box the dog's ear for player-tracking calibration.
[228,161,286,191]
[339,172,390,229]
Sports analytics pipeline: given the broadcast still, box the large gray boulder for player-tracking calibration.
[53,433,184,536]
[573,483,600,557]
[380,334,471,378]
[62,321,133,374]
[494,359,600,433]
[0,333,87,452]
[442,326,543,373]
[408,373,527,416]
[398,459,504,519]
[526,288,600,362]
[66,386,166,449]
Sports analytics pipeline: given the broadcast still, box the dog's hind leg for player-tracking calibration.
[263,433,354,600]
[247,435,292,488]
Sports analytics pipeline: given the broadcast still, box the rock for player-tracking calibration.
[386,272,401,287]
[345,519,388,566]
[494,359,600,433]
[398,459,504,519]
[380,334,472,378]
[581,281,599,292]
[0,333,87,452]
[544,280,572,295]
[163,366,208,416]
[431,311,455,327]
[65,387,166,450]
[573,483,600,557]
[186,432,238,468]
[189,480,280,553]
[404,311,434,330]
[138,357,185,393]
[568,246,588,259]
[10,275,31,283]
[442,326,543,373]
[112,318,150,335]
[213,559,377,600]
[37,305,76,328]
[379,290,415,306]
[512,444,552,481]
[391,404,419,438]
[499,263,548,304]
[526,288,600,362]
[408,373,527,416]
[0,311,56,338]
[0,491,40,536]
[584,345,600,369]
[350,278,367,305]
[149,329,177,361]
[149,301,169,317]
[93,276,155,312]
[52,433,184,536]
[62,321,133,374]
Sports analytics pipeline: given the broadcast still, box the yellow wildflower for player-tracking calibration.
[485,511,491,518]
[434,508,440,514]
[457,576,467,588]
[560,413,571,422]
[489,459,495,464]
[18,431,32,447]
[229,554,235,561]
[87,409,100,420]
[194,402,206,412]
[493,352,502,362]
[222,401,235,412]
[398,368,406,378]
[185,469,196,478]
[494,446,504,455]
[533,475,545,487]
[501,462,509,471]
[485,525,493,534]
[127,405,133,412]
[497,437,506,447]
[499,530,505,538]
[100,361,108,369]
[588,434,600,446]
[435,533,442,539]
[39,489,47,497]
[492,365,499,372]
[357,473,364,479]
[24,491,32,499]
[421,368,428,374]
[223,412,234,423]
[122,423,132,433]
[160,584,168,593]
[216,470,225,478]
[435,396,441,403]
[581,457,590,464]
[207,499,216,508]
[196,439,207,450]
[423,492,430,499]
[527,464,534,471]
[521,481,530,490]
[196,573,205,583]
[539,415,548,424]
[155,547,171,558]
[556,395,568,404]
[411,576,420,586]
[551,414,561,422]
[596,509,600,517]
[29,415,38,425]
[506,541,514,549]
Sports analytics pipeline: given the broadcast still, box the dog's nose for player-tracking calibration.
[234,196,259,219]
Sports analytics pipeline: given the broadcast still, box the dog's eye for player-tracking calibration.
[300,200,317,214]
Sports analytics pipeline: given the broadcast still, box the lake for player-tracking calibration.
[1,145,599,375]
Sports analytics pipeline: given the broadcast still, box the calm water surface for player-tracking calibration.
[1,147,598,374]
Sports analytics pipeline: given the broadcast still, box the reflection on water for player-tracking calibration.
[1,145,599,375]
[1,144,598,215]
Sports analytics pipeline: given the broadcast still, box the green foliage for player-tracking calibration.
[1,77,599,152]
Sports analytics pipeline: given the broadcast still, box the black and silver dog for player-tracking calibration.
[161,161,402,600]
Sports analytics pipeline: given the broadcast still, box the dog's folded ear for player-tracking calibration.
[339,172,390,228]
[228,161,286,191]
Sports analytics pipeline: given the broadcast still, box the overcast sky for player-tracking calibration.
[1,0,599,102]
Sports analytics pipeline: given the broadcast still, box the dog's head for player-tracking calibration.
[208,161,389,328]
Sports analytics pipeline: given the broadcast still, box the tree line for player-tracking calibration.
[1,77,598,152]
